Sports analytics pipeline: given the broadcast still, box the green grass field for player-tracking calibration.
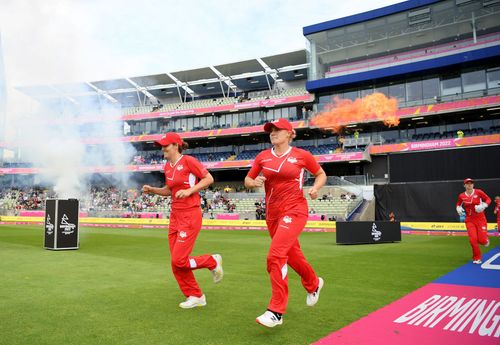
[1,225,499,345]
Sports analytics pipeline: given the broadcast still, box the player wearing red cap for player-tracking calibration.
[494,196,500,233]
[456,178,491,264]
[143,132,223,308]
[245,118,327,328]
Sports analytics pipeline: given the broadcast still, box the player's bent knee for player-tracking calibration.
[171,257,189,268]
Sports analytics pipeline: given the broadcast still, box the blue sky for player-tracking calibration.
[1,0,401,86]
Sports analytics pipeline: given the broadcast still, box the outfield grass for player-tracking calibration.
[1,225,498,345]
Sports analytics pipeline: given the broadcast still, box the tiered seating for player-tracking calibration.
[122,105,154,115]
[190,152,233,162]
[121,87,309,116]
[229,196,360,220]
[308,198,360,218]
[235,150,261,160]
[300,144,338,155]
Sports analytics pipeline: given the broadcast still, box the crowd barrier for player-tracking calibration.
[120,212,162,218]
[19,210,88,217]
[216,213,240,220]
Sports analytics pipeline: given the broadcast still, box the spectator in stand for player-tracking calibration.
[456,130,464,139]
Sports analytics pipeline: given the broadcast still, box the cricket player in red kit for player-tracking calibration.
[456,178,491,264]
[494,196,500,232]
[245,118,327,328]
[143,132,223,308]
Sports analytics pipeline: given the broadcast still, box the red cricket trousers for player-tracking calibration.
[465,216,489,261]
[265,212,320,314]
[168,207,216,297]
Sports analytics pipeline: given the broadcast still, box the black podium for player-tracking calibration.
[336,221,401,244]
[44,199,80,250]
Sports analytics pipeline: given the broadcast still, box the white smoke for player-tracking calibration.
[13,94,136,199]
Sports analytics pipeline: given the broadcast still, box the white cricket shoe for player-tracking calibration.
[256,311,283,328]
[306,277,324,307]
[472,260,482,265]
[483,240,490,247]
[179,295,206,309]
[211,254,224,284]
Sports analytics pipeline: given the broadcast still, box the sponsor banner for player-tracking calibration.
[402,230,469,236]
[401,222,498,232]
[0,216,336,229]
[370,134,500,155]
[316,151,366,162]
[314,247,500,345]
[2,216,499,234]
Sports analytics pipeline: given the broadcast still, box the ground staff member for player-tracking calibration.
[245,118,327,328]
[456,178,491,264]
[143,132,223,308]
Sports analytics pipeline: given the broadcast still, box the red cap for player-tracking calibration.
[155,132,183,147]
[264,118,293,132]
[463,178,474,184]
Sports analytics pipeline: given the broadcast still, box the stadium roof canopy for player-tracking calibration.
[16,50,309,107]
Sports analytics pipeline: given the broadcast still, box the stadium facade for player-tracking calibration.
[1,0,500,222]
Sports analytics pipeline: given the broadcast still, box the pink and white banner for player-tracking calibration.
[370,134,500,154]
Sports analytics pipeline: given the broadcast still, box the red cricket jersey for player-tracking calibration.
[247,146,321,220]
[456,189,491,221]
[164,155,208,210]
[495,199,500,220]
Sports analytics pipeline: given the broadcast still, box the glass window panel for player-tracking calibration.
[343,90,359,101]
[406,80,423,101]
[388,83,405,101]
[441,75,462,96]
[360,87,374,97]
[375,85,389,97]
[487,68,500,89]
[422,78,440,99]
[462,70,486,93]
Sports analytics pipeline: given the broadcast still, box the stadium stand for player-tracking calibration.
[3,0,500,225]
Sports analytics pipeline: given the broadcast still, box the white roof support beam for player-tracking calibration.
[209,66,238,97]
[125,78,159,105]
[166,72,195,102]
[86,82,119,104]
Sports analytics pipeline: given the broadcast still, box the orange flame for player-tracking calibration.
[311,92,399,133]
